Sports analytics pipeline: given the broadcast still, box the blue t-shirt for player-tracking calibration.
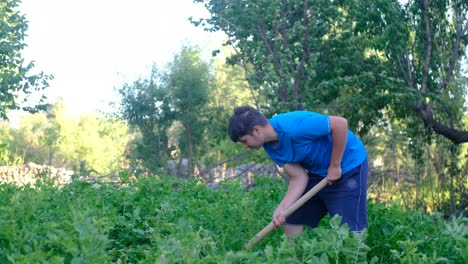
[263,111,367,176]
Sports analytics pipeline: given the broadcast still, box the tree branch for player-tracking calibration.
[290,0,311,108]
[231,42,261,108]
[256,21,288,102]
[278,0,296,75]
[435,2,468,93]
[417,107,468,144]
[420,0,432,95]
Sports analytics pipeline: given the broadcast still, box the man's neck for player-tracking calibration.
[263,123,279,143]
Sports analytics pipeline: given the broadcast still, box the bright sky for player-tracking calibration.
[17,0,224,116]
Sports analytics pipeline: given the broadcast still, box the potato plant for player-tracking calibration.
[0,175,466,263]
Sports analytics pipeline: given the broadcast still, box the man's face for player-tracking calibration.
[239,134,263,149]
[239,127,264,150]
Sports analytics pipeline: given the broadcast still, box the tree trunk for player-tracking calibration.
[187,121,193,179]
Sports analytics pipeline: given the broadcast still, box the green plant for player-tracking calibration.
[0,174,465,263]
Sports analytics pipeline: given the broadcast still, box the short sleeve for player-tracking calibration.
[269,156,286,167]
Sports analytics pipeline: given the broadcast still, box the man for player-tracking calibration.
[228,105,368,236]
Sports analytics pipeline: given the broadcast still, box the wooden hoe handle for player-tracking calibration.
[244,177,328,250]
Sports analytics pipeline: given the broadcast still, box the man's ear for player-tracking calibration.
[252,125,263,135]
[252,125,265,136]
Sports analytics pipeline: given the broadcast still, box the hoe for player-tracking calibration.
[245,177,328,250]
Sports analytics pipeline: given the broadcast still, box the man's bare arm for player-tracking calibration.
[272,163,308,227]
[328,116,348,182]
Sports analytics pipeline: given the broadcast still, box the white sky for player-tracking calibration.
[17,0,224,116]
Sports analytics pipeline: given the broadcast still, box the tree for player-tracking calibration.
[348,0,467,144]
[193,0,321,110]
[9,112,50,164]
[0,99,129,176]
[55,113,128,176]
[0,0,51,119]
[193,0,467,143]
[192,0,391,135]
[167,46,211,177]
[347,0,467,213]
[210,47,254,110]
[117,66,174,174]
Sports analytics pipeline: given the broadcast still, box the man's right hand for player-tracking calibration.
[273,208,286,227]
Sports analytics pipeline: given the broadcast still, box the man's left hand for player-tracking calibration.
[327,165,342,185]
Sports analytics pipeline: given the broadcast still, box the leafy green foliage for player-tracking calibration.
[56,113,129,175]
[194,0,467,143]
[167,45,212,176]
[0,175,465,263]
[193,0,393,129]
[116,46,253,177]
[117,66,174,174]
[368,201,467,263]
[0,100,129,175]
[365,112,467,215]
[347,0,468,143]
[0,0,52,119]
[193,0,466,216]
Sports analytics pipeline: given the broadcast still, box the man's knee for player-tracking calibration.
[284,224,304,238]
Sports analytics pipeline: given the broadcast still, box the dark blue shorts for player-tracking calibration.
[285,159,368,231]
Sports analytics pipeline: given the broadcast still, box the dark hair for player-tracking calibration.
[227,106,268,142]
